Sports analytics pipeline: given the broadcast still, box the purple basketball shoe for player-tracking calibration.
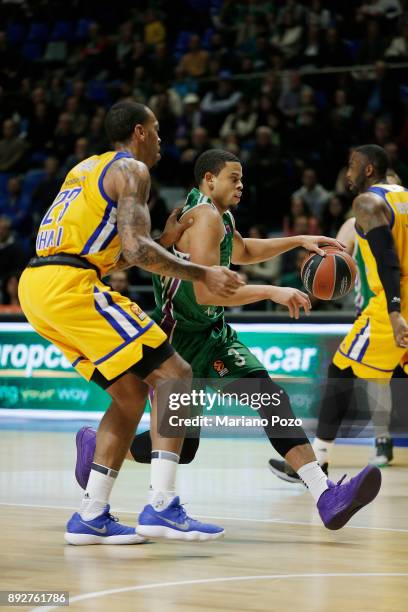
[317,465,381,530]
[75,426,96,489]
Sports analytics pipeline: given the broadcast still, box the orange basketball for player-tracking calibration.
[301,247,357,300]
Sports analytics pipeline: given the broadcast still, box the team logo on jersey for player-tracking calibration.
[213,359,229,377]
[130,304,147,321]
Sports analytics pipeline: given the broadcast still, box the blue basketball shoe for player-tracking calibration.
[137,496,225,541]
[65,504,146,545]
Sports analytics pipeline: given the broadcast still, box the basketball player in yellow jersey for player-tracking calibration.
[18,101,243,544]
[311,145,408,472]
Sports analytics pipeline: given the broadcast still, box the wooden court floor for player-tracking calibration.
[0,431,407,612]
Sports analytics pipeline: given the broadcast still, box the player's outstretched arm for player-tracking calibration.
[188,209,311,317]
[107,158,242,296]
[354,192,408,348]
[231,230,345,265]
[336,217,356,256]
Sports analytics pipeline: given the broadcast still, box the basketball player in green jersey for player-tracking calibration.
[76,149,382,531]
[269,169,405,482]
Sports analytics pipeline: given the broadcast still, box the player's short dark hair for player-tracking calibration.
[194,149,240,185]
[355,144,388,178]
[105,101,150,144]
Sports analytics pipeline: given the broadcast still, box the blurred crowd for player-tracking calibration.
[0,0,408,311]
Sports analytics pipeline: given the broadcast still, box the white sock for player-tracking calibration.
[80,463,118,520]
[148,450,179,511]
[297,460,329,502]
[312,437,334,466]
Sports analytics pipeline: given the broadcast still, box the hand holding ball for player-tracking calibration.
[301,247,357,300]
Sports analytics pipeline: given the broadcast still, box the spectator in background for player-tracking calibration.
[177,34,209,78]
[247,125,288,229]
[385,21,408,58]
[0,216,26,280]
[271,8,304,62]
[0,177,32,237]
[384,142,408,185]
[144,9,166,46]
[0,119,27,173]
[283,195,319,236]
[220,97,257,143]
[201,71,242,136]
[320,27,351,67]
[292,168,330,218]
[61,137,89,176]
[32,157,61,221]
[373,116,393,147]
[356,20,386,64]
[307,0,332,28]
[175,93,202,148]
[320,194,348,238]
[86,115,109,154]
[27,102,55,156]
[65,96,89,137]
[0,269,22,312]
[148,44,175,84]
[51,113,76,162]
[240,224,282,285]
[109,270,130,298]
[179,126,211,185]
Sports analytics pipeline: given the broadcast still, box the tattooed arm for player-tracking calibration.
[104,157,243,294]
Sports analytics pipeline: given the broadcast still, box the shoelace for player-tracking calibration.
[175,503,188,522]
[103,511,119,523]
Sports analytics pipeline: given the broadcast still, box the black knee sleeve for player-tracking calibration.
[225,370,310,458]
[129,430,200,464]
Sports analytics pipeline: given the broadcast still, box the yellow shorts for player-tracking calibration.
[334,290,408,380]
[18,265,167,381]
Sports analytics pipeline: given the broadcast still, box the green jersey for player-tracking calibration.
[152,188,235,334]
[353,240,374,312]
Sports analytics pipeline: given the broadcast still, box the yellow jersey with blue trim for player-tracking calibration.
[35,150,132,276]
[356,183,408,295]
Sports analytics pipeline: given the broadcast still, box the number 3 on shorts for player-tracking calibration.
[228,348,246,367]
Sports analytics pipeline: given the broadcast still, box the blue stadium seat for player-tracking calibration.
[75,19,92,41]
[87,80,109,104]
[21,42,43,62]
[51,21,73,41]
[174,31,192,54]
[6,22,25,45]
[28,22,49,43]
[201,28,215,50]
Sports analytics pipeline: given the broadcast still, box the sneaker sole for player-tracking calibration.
[325,465,382,531]
[268,462,302,484]
[75,428,94,490]
[64,532,146,545]
[136,525,225,541]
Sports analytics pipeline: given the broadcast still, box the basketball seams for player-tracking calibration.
[302,249,357,301]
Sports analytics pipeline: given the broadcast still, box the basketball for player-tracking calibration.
[301,247,357,300]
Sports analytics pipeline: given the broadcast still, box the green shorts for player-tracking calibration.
[152,318,264,381]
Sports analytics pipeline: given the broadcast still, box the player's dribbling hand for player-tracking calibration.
[390,312,408,348]
[299,235,346,256]
[158,207,193,249]
[203,266,245,297]
[270,286,312,319]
